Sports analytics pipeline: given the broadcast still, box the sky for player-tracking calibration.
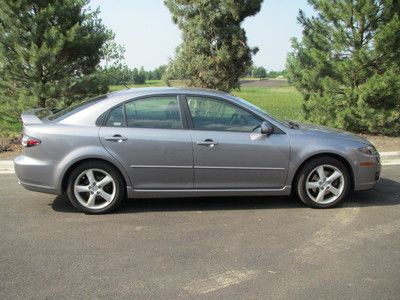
[89,0,315,71]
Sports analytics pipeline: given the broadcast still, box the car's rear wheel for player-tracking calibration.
[295,156,351,208]
[67,161,126,214]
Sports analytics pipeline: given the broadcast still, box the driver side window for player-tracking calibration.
[186,96,261,132]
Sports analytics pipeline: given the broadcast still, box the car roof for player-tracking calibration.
[107,87,231,99]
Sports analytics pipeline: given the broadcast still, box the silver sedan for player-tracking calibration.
[14,87,381,213]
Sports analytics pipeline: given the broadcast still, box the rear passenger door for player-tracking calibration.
[99,95,194,189]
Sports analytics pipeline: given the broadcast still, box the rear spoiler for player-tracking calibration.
[21,108,51,125]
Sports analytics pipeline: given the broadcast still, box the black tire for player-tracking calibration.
[294,156,351,208]
[67,161,126,214]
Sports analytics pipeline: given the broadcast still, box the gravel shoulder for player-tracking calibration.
[360,134,400,152]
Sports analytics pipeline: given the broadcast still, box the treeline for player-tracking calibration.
[98,64,286,86]
[98,65,167,85]
[244,66,287,79]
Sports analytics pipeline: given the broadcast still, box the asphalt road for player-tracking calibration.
[1,166,400,299]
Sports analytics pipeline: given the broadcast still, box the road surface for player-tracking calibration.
[1,166,399,299]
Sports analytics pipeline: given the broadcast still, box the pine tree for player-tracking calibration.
[164,0,263,92]
[287,0,400,135]
[0,0,112,127]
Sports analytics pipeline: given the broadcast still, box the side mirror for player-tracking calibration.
[260,122,274,135]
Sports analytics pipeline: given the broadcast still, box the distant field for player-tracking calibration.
[233,86,303,121]
[110,79,304,121]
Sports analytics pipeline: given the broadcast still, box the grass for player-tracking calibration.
[232,86,304,121]
[111,80,304,122]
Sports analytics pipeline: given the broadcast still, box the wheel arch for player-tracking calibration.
[292,152,355,191]
[60,157,129,194]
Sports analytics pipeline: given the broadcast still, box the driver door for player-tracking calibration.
[185,96,290,189]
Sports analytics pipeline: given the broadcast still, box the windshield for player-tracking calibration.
[231,95,292,128]
[47,95,107,121]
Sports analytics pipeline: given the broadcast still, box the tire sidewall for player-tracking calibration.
[295,157,351,208]
[67,161,126,214]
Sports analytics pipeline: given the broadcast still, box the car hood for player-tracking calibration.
[297,122,371,145]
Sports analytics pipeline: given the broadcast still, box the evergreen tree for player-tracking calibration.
[287,0,400,135]
[0,0,112,124]
[164,0,263,92]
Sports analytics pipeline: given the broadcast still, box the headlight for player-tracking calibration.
[358,145,378,156]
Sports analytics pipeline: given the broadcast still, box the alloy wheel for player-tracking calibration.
[305,164,345,204]
[73,168,116,210]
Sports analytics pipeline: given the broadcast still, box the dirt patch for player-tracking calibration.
[0,138,21,160]
[360,134,400,152]
[240,78,290,88]
[0,151,19,160]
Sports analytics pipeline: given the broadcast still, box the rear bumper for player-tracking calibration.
[17,179,59,195]
[14,155,60,195]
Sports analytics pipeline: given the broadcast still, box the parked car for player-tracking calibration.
[14,87,381,213]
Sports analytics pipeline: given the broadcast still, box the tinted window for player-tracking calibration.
[124,96,182,129]
[187,96,261,132]
[105,105,126,127]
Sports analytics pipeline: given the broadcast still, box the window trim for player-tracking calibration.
[101,94,187,130]
[182,94,268,133]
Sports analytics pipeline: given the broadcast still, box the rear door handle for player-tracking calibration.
[196,139,218,147]
[104,135,127,142]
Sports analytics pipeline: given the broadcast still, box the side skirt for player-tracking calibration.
[127,186,292,198]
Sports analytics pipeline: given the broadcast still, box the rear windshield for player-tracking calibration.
[46,95,107,121]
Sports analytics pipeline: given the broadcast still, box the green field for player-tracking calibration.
[111,80,304,122]
[232,86,303,121]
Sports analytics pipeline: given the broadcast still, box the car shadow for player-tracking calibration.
[50,177,400,214]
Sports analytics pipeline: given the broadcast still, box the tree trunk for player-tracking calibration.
[38,97,46,108]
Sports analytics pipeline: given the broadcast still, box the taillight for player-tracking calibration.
[21,135,41,147]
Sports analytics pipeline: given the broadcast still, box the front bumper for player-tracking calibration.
[353,154,381,191]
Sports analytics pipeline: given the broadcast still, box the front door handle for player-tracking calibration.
[196,139,218,147]
[104,135,127,142]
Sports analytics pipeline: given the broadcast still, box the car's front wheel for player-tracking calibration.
[67,161,126,214]
[295,156,351,208]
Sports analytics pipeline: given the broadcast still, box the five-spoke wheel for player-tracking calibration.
[73,169,116,210]
[67,161,126,214]
[305,165,345,204]
[295,156,350,208]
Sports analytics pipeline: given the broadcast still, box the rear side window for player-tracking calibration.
[125,97,182,129]
[104,96,183,129]
[105,105,126,127]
